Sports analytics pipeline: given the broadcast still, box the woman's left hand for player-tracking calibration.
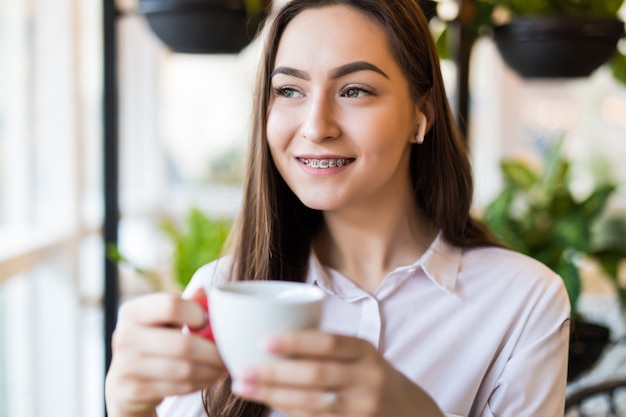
[231,330,444,417]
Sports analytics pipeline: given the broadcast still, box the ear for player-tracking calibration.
[412,95,435,144]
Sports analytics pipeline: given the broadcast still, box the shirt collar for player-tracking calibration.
[416,231,463,294]
[307,251,366,300]
[306,231,463,296]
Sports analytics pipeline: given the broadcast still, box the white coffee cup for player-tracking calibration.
[208,280,326,376]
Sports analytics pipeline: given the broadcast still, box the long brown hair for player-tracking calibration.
[204,0,498,415]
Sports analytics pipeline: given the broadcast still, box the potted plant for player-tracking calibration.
[160,206,232,289]
[109,207,232,291]
[482,140,626,381]
[138,0,270,54]
[435,0,626,82]
[489,0,626,78]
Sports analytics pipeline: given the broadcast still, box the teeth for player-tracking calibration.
[298,158,354,169]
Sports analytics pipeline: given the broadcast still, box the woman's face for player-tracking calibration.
[267,5,420,212]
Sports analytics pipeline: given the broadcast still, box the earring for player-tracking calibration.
[414,112,427,145]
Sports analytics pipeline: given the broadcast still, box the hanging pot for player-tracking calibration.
[139,0,268,54]
[568,318,611,382]
[492,17,625,78]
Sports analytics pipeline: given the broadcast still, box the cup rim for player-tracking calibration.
[211,280,326,303]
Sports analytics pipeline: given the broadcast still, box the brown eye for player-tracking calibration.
[341,86,370,98]
[273,87,303,99]
[345,88,359,98]
[282,88,296,98]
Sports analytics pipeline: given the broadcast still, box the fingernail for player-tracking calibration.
[239,367,259,382]
[260,336,284,353]
[231,379,257,395]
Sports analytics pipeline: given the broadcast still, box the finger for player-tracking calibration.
[117,293,206,329]
[112,325,224,366]
[106,359,218,414]
[239,359,352,389]
[114,353,227,383]
[232,381,344,415]
[113,376,211,406]
[264,331,373,361]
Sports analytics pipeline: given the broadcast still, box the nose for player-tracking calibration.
[299,94,340,143]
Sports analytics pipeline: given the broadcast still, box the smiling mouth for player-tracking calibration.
[297,158,356,169]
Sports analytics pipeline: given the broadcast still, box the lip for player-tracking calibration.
[295,155,355,176]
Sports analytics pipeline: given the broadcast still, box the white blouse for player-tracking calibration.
[158,233,570,417]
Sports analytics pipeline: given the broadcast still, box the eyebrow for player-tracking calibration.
[270,61,390,81]
[331,61,390,80]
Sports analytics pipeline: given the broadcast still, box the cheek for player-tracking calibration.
[355,124,410,157]
[267,107,297,151]
[266,108,300,183]
[351,106,414,150]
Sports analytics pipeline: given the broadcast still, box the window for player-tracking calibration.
[0,0,104,416]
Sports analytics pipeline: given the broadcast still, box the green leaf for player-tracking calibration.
[483,186,516,225]
[510,0,553,15]
[616,287,626,315]
[556,257,581,314]
[105,243,158,286]
[501,160,538,189]
[580,184,616,219]
[531,245,565,270]
[593,249,624,280]
[538,142,569,200]
[435,27,451,61]
[610,52,626,88]
[590,0,625,16]
[161,207,232,290]
[243,0,263,16]
[489,0,625,16]
[520,209,552,245]
[546,187,577,217]
[592,217,626,252]
[471,2,496,39]
[500,220,532,253]
[483,188,533,252]
[553,214,591,252]
[106,243,125,264]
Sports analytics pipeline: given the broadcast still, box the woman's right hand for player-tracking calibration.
[104,292,227,417]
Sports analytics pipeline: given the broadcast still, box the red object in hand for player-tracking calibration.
[190,288,215,343]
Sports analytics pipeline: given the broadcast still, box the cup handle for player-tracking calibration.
[189,288,216,343]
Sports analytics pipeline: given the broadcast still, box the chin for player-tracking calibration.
[297,196,342,212]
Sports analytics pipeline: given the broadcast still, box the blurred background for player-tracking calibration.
[1,0,626,416]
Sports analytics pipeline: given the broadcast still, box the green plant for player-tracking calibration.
[491,0,624,17]
[243,0,266,16]
[107,245,165,290]
[488,0,624,16]
[161,207,232,290]
[482,141,626,316]
[108,207,232,291]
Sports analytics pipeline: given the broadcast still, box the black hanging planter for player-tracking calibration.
[568,318,611,382]
[139,0,268,54]
[492,17,625,78]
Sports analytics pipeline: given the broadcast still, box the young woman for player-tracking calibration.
[105,1,570,416]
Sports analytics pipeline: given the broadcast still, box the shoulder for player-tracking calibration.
[462,246,560,285]
[459,247,570,321]
[181,256,234,298]
[458,246,570,315]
